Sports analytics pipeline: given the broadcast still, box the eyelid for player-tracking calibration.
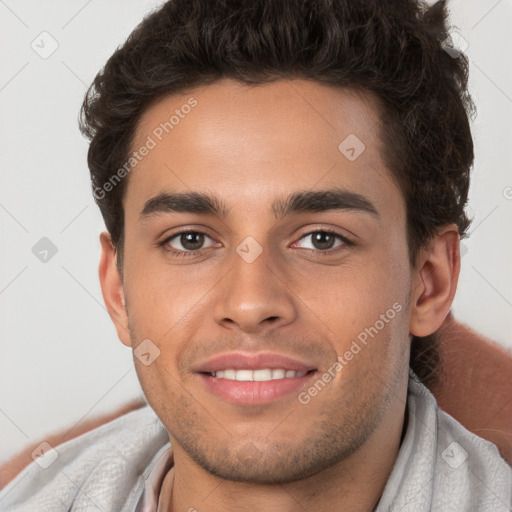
[294,223,358,241]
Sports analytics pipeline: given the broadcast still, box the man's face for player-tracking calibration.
[120,79,413,483]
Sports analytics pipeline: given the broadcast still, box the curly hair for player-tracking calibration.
[79,0,475,388]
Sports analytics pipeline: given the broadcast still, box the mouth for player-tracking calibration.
[193,352,318,405]
[206,368,310,380]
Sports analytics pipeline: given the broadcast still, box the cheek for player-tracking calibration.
[133,359,189,424]
[124,246,213,339]
[315,245,410,364]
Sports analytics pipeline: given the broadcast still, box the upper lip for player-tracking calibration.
[192,351,318,373]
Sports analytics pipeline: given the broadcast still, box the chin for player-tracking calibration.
[179,430,366,485]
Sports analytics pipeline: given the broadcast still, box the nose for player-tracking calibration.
[213,246,297,334]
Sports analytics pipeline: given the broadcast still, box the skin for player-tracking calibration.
[3,319,511,492]
[98,78,459,512]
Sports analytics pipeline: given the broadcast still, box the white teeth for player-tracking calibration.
[211,369,307,381]
[235,369,253,381]
[271,369,285,379]
[253,369,272,381]
[223,369,236,380]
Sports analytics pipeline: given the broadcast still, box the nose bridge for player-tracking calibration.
[213,240,296,332]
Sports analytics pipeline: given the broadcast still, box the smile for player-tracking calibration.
[193,351,319,405]
[209,369,308,381]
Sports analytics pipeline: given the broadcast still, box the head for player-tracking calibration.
[83,0,473,484]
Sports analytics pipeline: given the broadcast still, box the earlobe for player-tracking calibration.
[98,231,131,347]
[409,225,461,338]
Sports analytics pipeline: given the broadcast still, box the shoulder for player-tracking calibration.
[0,405,169,512]
[432,313,512,464]
[380,374,511,511]
[412,374,512,511]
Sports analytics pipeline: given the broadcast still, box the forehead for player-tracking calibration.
[125,78,402,221]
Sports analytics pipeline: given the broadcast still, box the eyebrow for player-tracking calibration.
[139,187,379,220]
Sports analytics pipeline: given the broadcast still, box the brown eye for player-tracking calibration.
[161,231,217,255]
[296,230,350,252]
[178,232,205,251]
[310,232,337,250]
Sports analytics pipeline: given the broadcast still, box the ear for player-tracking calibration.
[409,224,460,337]
[98,231,131,347]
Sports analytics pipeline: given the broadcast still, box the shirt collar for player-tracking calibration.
[140,441,174,512]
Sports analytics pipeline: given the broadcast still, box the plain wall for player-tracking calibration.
[0,0,511,463]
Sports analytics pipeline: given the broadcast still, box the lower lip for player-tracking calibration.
[197,372,316,405]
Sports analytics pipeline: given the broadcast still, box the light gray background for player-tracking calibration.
[1,0,511,464]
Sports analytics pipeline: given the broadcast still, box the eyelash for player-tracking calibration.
[158,229,354,258]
